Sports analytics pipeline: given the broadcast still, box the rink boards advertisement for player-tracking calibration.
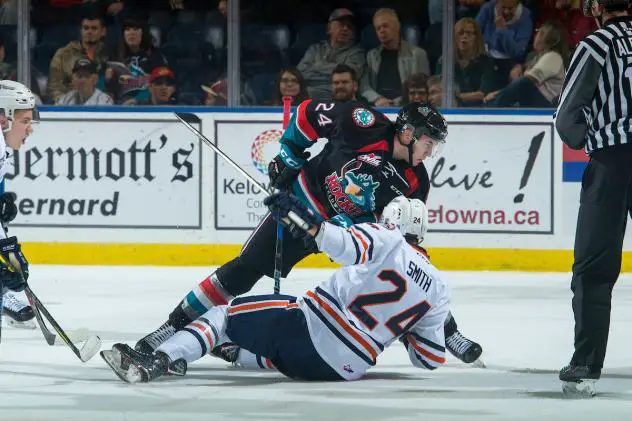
[9,107,632,271]
[214,115,556,234]
[7,113,203,229]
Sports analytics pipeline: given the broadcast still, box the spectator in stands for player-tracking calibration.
[47,13,111,103]
[297,8,365,100]
[535,0,597,51]
[206,0,227,26]
[428,75,443,107]
[131,66,178,105]
[0,0,17,24]
[267,67,308,106]
[476,0,533,91]
[0,34,14,80]
[0,34,46,103]
[400,73,429,106]
[361,8,430,107]
[427,75,460,107]
[331,64,359,102]
[437,17,495,107]
[201,77,256,106]
[485,20,568,108]
[55,58,113,105]
[202,79,227,106]
[106,16,167,104]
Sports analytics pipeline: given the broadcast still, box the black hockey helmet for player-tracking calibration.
[395,102,447,160]
[583,0,630,16]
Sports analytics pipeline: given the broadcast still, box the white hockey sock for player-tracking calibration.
[158,306,229,364]
[236,349,276,371]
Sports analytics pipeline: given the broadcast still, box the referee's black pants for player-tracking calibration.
[571,144,632,369]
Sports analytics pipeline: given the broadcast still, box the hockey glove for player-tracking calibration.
[0,192,17,224]
[264,192,320,240]
[268,141,310,190]
[0,236,29,292]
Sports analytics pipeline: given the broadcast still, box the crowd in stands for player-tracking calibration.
[0,0,603,108]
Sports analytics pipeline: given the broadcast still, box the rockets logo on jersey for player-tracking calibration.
[352,108,376,128]
[324,159,380,217]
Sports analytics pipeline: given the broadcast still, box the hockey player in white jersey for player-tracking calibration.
[101,193,450,383]
[0,80,38,330]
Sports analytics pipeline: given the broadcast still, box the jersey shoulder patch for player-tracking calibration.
[352,107,376,128]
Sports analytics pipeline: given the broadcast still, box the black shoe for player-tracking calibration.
[134,321,177,354]
[101,343,186,384]
[445,330,483,364]
[559,364,600,397]
[211,342,241,363]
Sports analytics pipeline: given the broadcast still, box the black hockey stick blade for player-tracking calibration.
[24,286,101,362]
[7,253,101,362]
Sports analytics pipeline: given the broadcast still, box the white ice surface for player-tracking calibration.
[2,266,632,421]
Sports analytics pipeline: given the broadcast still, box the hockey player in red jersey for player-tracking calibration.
[134,100,482,365]
[102,194,451,383]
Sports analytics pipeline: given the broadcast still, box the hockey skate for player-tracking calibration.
[445,330,483,365]
[559,364,600,397]
[2,290,36,329]
[134,321,177,354]
[101,343,187,384]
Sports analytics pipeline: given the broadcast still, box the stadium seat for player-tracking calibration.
[32,43,60,74]
[245,72,277,105]
[360,24,379,51]
[176,10,199,25]
[424,23,443,71]
[40,25,77,46]
[289,23,327,64]
[402,23,421,47]
[204,24,225,50]
[148,10,173,32]
[149,25,162,48]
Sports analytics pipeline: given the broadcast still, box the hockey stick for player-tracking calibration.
[8,254,101,362]
[173,112,309,231]
[273,97,293,294]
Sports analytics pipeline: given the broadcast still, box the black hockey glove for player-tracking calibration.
[264,192,320,240]
[268,142,310,190]
[0,236,29,292]
[0,192,18,224]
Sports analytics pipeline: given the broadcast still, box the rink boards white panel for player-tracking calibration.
[4,108,631,270]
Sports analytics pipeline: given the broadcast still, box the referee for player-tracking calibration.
[555,0,632,397]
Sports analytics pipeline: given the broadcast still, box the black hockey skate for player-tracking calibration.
[2,290,36,329]
[445,330,483,364]
[559,364,601,397]
[101,343,187,384]
[134,321,177,354]
[211,342,241,364]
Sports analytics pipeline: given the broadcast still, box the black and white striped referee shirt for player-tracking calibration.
[555,16,632,153]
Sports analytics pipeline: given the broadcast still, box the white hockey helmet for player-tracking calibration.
[0,80,39,132]
[379,196,428,245]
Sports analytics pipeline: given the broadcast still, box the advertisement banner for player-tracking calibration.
[6,115,202,229]
[425,121,555,234]
[214,120,283,229]
[214,116,557,234]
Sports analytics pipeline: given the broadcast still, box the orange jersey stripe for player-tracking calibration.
[228,300,290,315]
[349,227,369,263]
[190,321,215,349]
[408,336,445,364]
[306,291,378,362]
